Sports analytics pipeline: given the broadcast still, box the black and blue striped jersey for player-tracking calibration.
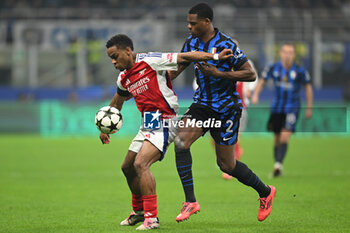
[181,28,248,113]
[262,61,311,113]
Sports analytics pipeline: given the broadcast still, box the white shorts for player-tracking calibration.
[128,117,178,160]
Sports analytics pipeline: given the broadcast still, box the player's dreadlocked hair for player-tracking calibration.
[189,3,213,22]
[106,34,134,51]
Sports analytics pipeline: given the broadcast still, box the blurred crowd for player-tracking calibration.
[0,0,349,9]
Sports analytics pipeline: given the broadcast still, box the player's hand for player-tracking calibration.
[195,62,219,77]
[218,48,233,60]
[305,108,312,119]
[99,133,110,144]
[251,94,259,105]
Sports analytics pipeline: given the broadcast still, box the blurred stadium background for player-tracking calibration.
[0,0,350,135]
[0,0,349,135]
[1,1,350,233]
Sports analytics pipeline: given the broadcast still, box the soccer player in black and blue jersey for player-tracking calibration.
[252,43,313,177]
[169,3,276,223]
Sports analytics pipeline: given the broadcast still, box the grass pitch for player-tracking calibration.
[0,135,349,233]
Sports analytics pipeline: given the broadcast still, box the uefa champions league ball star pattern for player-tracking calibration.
[95,106,123,134]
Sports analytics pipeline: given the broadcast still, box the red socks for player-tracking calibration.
[143,194,157,218]
[132,194,143,212]
[131,194,157,218]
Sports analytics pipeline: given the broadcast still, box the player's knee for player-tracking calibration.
[133,159,148,173]
[280,136,290,143]
[217,159,236,174]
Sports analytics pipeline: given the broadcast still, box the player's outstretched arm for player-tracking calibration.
[305,83,313,119]
[196,60,256,82]
[177,49,233,64]
[109,92,130,111]
[168,63,189,80]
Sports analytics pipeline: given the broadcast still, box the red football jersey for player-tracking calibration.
[117,52,179,119]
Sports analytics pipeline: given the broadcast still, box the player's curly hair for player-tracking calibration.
[189,3,213,22]
[106,34,134,51]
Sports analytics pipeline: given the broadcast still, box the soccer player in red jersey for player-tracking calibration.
[99,34,233,230]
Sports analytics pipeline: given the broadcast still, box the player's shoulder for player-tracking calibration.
[295,63,307,72]
[117,70,126,79]
[291,63,308,75]
[117,70,127,88]
[218,31,234,42]
[216,30,236,47]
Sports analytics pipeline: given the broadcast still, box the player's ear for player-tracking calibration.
[205,18,211,25]
[125,47,132,56]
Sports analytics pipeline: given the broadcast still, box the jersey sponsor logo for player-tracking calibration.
[128,76,150,96]
[143,110,162,129]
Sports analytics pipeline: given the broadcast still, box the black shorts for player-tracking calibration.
[267,112,299,134]
[184,103,241,145]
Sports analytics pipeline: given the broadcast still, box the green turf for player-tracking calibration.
[1,135,350,233]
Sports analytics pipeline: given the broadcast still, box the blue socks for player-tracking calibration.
[275,143,288,164]
[175,148,196,202]
[229,161,271,198]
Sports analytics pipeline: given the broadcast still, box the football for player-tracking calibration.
[95,106,123,134]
